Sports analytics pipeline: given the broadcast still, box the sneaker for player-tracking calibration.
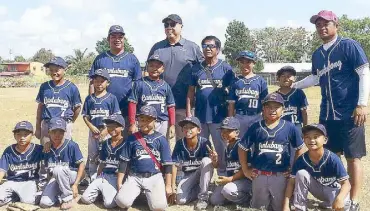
[350,201,360,211]
[60,195,81,210]
[195,199,208,210]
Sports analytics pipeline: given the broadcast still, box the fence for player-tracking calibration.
[256,72,311,86]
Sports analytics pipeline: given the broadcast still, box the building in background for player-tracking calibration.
[0,62,46,77]
[258,63,311,85]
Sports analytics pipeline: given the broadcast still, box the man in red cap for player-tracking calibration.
[294,10,370,211]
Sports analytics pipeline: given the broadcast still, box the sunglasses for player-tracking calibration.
[164,22,177,28]
[202,44,217,49]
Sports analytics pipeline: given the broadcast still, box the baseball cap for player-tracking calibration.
[103,115,125,128]
[178,116,201,129]
[91,68,110,81]
[262,93,284,105]
[277,66,297,77]
[219,117,240,130]
[162,14,183,24]
[310,10,338,24]
[137,105,157,119]
[108,25,125,36]
[13,121,33,133]
[44,57,68,69]
[236,50,257,62]
[48,117,67,131]
[147,53,165,64]
[302,123,327,136]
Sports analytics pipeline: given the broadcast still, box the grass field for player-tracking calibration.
[0,84,369,211]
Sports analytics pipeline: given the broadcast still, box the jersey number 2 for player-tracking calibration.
[276,153,282,164]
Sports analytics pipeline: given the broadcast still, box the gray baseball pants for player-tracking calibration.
[201,123,226,175]
[176,157,213,204]
[0,180,38,206]
[210,178,252,206]
[155,120,168,138]
[81,173,117,208]
[293,170,351,211]
[87,131,110,178]
[251,173,287,211]
[39,166,77,208]
[115,173,167,211]
[40,120,73,145]
[235,113,262,138]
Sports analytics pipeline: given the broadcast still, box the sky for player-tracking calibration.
[0,0,369,63]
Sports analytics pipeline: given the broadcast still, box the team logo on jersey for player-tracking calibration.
[90,108,110,119]
[9,163,38,172]
[235,88,259,100]
[141,95,165,105]
[107,68,129,78]
[258,141,284,155]
[317,60,343,77]
[198,79,222,89]
[315,176,338,187]
[44,97,69,109]
[135,149,160,160]
[282,106,298,116]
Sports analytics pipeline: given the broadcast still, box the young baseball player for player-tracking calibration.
[115,105,173,211]
[187,35,235,175]
[39,117,85,210]
[228,50,268,136]
[35,57,82,145]
[170,116,217,210]
[82,68,121,178]
[128,53,176,139]
[283,123,351,211]
[210,117,252,208]
[81,115,126,208]
[0,121,43,206]
[238,93,306,211]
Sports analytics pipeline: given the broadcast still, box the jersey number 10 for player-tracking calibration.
[248,99,258,109]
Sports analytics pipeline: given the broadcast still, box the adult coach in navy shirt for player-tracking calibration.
[148,14,203,138]
[89,25,142,118]
[294,10,370,210]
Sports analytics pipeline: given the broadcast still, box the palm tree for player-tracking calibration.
[65,48,96,75]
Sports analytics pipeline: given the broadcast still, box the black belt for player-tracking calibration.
[130,172,159,178]
[236,110,258,116]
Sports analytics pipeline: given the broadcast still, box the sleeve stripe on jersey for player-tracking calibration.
[290,175,296,179]
[300,106,308,110]
[238,142,249,151]
[36,100,43,104]
[337,175,349,182]
[226,100,235,103]
[166,104,176,107]
[162,161,174,165]
[73,103,82,108]
[128,99,138,104]
[355,63,370,73]
[295,143,305,150]
[119,156,130,162]
[76,159,84,164]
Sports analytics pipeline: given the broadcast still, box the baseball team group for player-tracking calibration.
[0,9,369,211]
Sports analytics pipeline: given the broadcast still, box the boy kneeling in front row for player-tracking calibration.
[283,124,351,211]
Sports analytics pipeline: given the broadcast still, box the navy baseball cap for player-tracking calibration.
[91,68,110,81]
[262,93,284,105]
[13,121,33,133]
[137,105,157,119]
[103,115,125,128]
[178,116,201,129]
[310,10,338,24]
[236,50,257,62]
[108,25,125,35]
[277,66,297,77]
[162,14,183,24]
[219,117,240,130]
[44,57,68,69]
[48,117,67,131]
[302,123,327,136]
[147,53,165,64]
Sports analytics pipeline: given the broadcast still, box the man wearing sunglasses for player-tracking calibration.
[148,14,203,140]
[187,35,235,176]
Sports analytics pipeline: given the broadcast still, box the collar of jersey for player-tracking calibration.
[260,119,285,138]
[238,75,260,84]
[165,37,185,46]
[106,51,128,62]
[10,143,35,161]
[319,36,342,54]
[51,139,70,157]
[107,138,125,154]
[278,88,297,101]
[143,77,165,89]
[227,139,240,154]
[201,59,223,73]
[181,136,202,157]
[302,148,330,172]
[48,80,71,93]
[92,92,111,104]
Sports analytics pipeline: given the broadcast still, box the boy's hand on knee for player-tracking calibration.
[332,197,345,211]
[167,125,175,140]
[216,176,232,185]
[250,169,258,180]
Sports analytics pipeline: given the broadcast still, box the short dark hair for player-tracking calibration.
[201,36,221,49]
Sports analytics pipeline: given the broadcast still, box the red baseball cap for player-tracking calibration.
[310,10,338,24]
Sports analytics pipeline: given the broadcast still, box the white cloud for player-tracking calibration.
[0,6,7,16]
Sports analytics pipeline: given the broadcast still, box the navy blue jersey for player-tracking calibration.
[82,92,121,128]
[278,89,308,125]
[99,139,126,174]
[171,137,211,173]
[0,144,43,181]
[228,75,268,115]
[291,149,349,188]
[43,139,84,172]
[225,140,243,177]
[89,51,142,115]
[190,60,235,123]
[239,120,304,172]
[311,37,369,121]
[36,80,82,121]
[120,131,173,174]
[129,77,175,121]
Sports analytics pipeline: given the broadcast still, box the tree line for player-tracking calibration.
[0,15,369,74]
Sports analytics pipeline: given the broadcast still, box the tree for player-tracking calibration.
[65,48,96,75]
[32,48,54,64]
[14,55,26,62]
[223,20,256,67]
[254,60,264,72]
[254,27,311,63]
[95,37,135,54]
